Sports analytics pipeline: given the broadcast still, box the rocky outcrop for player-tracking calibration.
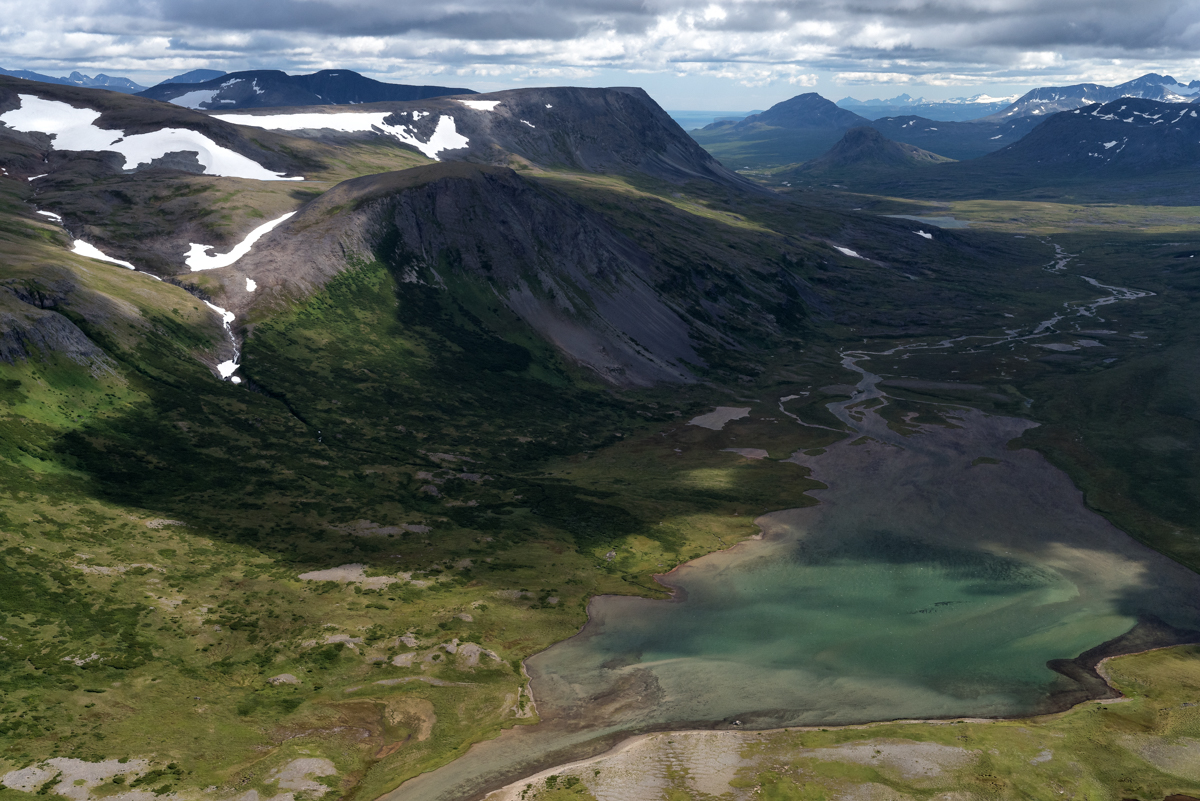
[0,287,112,373]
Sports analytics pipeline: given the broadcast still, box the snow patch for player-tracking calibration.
[689,406,751,431]
[72,240,136,270]
[0,94,301,181]
[36,210,63,222]
[521,120,535,128]
[914,230,933,240]
[169,89,218,109]
[215,111,470,160]
[186,211,295,271]
[246,277,257,292]
[1102,140,1118,149]
[834,246,864,258]
[456,99,500,111]
[215,111,391,133]
[392,115,469,159]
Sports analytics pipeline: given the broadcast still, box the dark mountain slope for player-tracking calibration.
[689,93,872,168]
[854,98,1200,203]
[984,98,1200,172]
[782,127,952,185]
[869,114,1039,160]
[137,69,475,110]
[231,163,701,387]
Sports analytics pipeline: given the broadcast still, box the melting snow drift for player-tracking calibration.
[71,240,136,270]
[203,300,242,383]
[0,94,301,181]
[186,211,295,271]
[456,99,500,111]
[214,111,470,160]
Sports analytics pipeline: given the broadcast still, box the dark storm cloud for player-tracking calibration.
[144,0,647,40]
[74,0,1199,50]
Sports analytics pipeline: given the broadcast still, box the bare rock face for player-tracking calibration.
[236,163,701,387]
[0,287,112,372]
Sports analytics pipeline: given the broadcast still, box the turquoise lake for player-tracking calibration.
[391,385,1200,801]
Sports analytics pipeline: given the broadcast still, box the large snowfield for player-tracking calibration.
[0,94,302,181]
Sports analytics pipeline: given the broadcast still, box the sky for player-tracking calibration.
[2,0,1200,109]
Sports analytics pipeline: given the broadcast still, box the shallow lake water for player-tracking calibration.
[389,356,1200,801]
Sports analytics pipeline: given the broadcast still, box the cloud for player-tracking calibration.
[1,0,1200,93]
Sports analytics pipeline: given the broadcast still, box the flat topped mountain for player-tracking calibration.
[136,69,476,110]
[713,92,870,131]
[218,86,758,189]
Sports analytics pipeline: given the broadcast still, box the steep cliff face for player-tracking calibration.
[233,163,702,387]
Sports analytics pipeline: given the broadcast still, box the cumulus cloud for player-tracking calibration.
[1,0,1199,91]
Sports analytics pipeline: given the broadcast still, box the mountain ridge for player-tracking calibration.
[136,69,476,110]
[983,72,1200,121]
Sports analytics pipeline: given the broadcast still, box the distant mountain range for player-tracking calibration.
[691,93,1036,167]
[838,93,1018,122]
[136,69,476,110]
[835,74,1200,124]
[982,73,1200,121]
[0,67,145,93]
[786,96,1200,204]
